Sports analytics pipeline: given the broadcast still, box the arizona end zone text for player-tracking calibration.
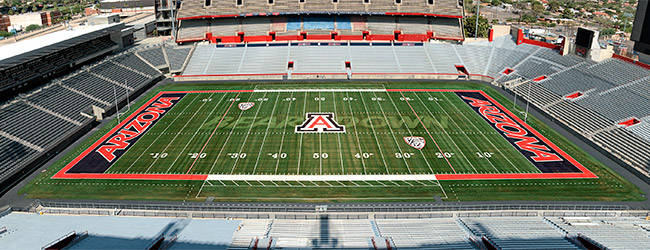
[53,89,597,181]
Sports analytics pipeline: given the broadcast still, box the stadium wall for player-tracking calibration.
[31,199,646,216]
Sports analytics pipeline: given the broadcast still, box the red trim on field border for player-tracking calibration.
[52,89,596,181]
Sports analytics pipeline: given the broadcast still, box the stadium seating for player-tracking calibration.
[547,217,650,249]
[460,217,580,249]
[0,136,37,181]
[267,219,374,248]
[25,85,102,123]
[593,128,650,177]
[176,14,463,43]
[164,47,194,73]
[177,0,463,19]
[545,101,614,135]
[136,47,168,68]
[5,211,650,249]
[375,218,474,249]
[0,36,117,96]
[0,48,163,178]
[0,102,78,148]
[581,58,649,86]
[177,19,208,40]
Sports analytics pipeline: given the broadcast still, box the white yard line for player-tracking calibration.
[358,91,390,174]
[408,92,479,173]
[332,92,345,174]
[439,92,528,173]
[166,93,227,172]
[207,93,255,174]
[344,92,367,174]
[206,174,438,181]
[120,94,199,173]
[194,181,207,199]
[229,92,268,174]
[252,93,281,173]
[146,93,215,173]
[296,92,307,174]
[383,91,435,174]
[422,92,500,173]
[369,92,413,174]
[274,92,294,174]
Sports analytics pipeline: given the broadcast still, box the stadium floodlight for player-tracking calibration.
[475,1,480,39]
[113,85,120,124]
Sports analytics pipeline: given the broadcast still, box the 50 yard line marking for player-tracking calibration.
[296,92,307,174]
[332,92,344,174]
[399,91,457,174]
[318,91,323,175]
[186,92,241,174]
[252,93,281,173]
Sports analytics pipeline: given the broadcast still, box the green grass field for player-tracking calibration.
[20,82,644,202]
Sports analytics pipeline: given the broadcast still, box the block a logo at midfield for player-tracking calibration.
[295,113,346,133]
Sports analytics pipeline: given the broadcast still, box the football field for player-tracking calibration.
[54,87,594,183]
[22,82,644,202]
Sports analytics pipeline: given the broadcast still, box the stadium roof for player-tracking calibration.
[0,23,124,70]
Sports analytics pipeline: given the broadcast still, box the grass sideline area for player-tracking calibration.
[20,82,644,202]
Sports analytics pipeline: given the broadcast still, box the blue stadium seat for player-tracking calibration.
[303,16,335,30]
[287,16,302,31]
[336,16,352,30]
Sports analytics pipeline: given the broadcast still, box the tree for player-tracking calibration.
[521,13,537,23]
[561,8,573,19]
[464,15,490,38]
[0,31,14,37]
[600,28,616,37]
[491,0,501,6]
[532,1,544,13]
[25,24,41,32]
[548,0,560,12]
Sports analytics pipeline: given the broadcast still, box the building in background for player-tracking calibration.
[6,11,61,32]
[99,0,155,14]
[153,0,174,36]
[0,15,10,32]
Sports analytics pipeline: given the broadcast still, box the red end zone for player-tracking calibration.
[52,89,597,181]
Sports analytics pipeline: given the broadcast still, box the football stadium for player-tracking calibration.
[1,0,650,248]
